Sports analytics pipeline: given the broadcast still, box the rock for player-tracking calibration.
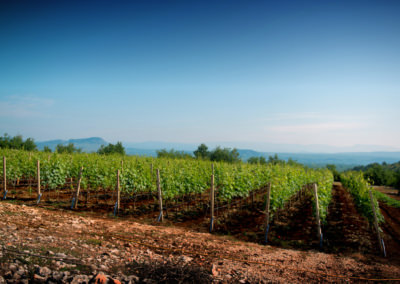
[90,273,107,284]
[55,252,67,258]
[52,271,64,281]
[179,255,193,263]
[211,264,218,277]
[127,275,139,283]
[8,264,17,273]
[3,272,12,280]
[33,274,47,283]
[38,266,52,277]
[71,274,89,284]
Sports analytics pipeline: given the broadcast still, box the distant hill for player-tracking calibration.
[36,137,108,152]
[36,137,400,169]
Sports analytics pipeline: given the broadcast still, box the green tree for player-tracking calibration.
[97,142,126,155]
[156,149,192,159]
[248,156,267,165]
[326,164,340,181]
[56,143,81,154]
[194,143,210,159]
[209,146,240,163]
[23,138,37,151]
[43,146,52,153]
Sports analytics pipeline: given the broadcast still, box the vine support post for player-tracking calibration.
[156,169,163,222]
[37,160,41,196]
[264,183,271,243]
[369,190,386,256]
[117,169,120,212]
[2,157,6,199]
[210,173,215,232]
[73,166,84,209]
[312,183,322,248]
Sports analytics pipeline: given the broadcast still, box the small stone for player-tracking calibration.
[52,271,63,281]
[33,274,47,283]
[71,274,89,284]
[9,264,17,273]
[179,255,193,263]
[3,272,12,280]
[127,275,139,283]
[38,266,52,277]
[55,252,67,258]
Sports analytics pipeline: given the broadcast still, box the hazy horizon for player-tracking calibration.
[1,1,399,149]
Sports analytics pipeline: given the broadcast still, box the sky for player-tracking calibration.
[0,0,399,152]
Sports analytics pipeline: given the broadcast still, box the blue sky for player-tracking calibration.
[0,0,399,151]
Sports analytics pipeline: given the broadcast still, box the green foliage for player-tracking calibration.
[340,171,384,223]
[43,146,52,153]
[326,164,340,181]
[209,146,240,163]
[156,149,192,159]
[247,156,267,165]
[0,149,333,222]
[373,190,400,208]
[97,142,126,155]
[0,133,37,151]
[352,161,400,188]
[56,143,82,154]
[194,144,209,159]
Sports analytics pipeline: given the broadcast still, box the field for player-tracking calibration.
[1,149,400,282]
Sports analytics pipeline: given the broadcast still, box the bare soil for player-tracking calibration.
[1,201,400,283]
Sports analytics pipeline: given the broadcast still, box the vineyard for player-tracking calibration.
[1,148,399,257]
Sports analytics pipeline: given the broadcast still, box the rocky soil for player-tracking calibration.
[1,201,400,283]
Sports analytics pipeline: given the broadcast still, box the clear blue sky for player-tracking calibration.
[0,0,399,151]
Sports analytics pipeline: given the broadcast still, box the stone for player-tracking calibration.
[38,266,52,277]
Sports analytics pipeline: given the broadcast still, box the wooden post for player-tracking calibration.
[37,160,41,196]
[210,173,215,232]
[369,190,386,256]
[121,160,124,172]
[73,166,84,209]
[116,169,120,211]
[2,157,6,197]
[156,169,163,222]
[312,183,322,247]
[264,183,271,243]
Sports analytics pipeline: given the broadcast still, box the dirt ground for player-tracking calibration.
[1,199,400,283]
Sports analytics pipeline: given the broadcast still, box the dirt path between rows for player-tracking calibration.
[1,201,400,283]
[324,182,377,254]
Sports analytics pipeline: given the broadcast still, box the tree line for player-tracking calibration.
[0,134,125,155]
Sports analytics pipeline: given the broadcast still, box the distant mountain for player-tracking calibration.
[36,137,108,152]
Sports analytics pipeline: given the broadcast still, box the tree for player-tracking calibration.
[43,146,52,153]
[0,133,37,151]
[326,164,340,181]
[156,149,192,159]
[23,138,37,151]
[209,146,241,163]
[194,144,210,159]
[248,156,267,165]
[268,154,283,165]
[97,142,126,155]
[56,143,81,154]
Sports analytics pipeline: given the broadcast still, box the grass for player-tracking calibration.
[85,238,102,246]
[374,190,400,208]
